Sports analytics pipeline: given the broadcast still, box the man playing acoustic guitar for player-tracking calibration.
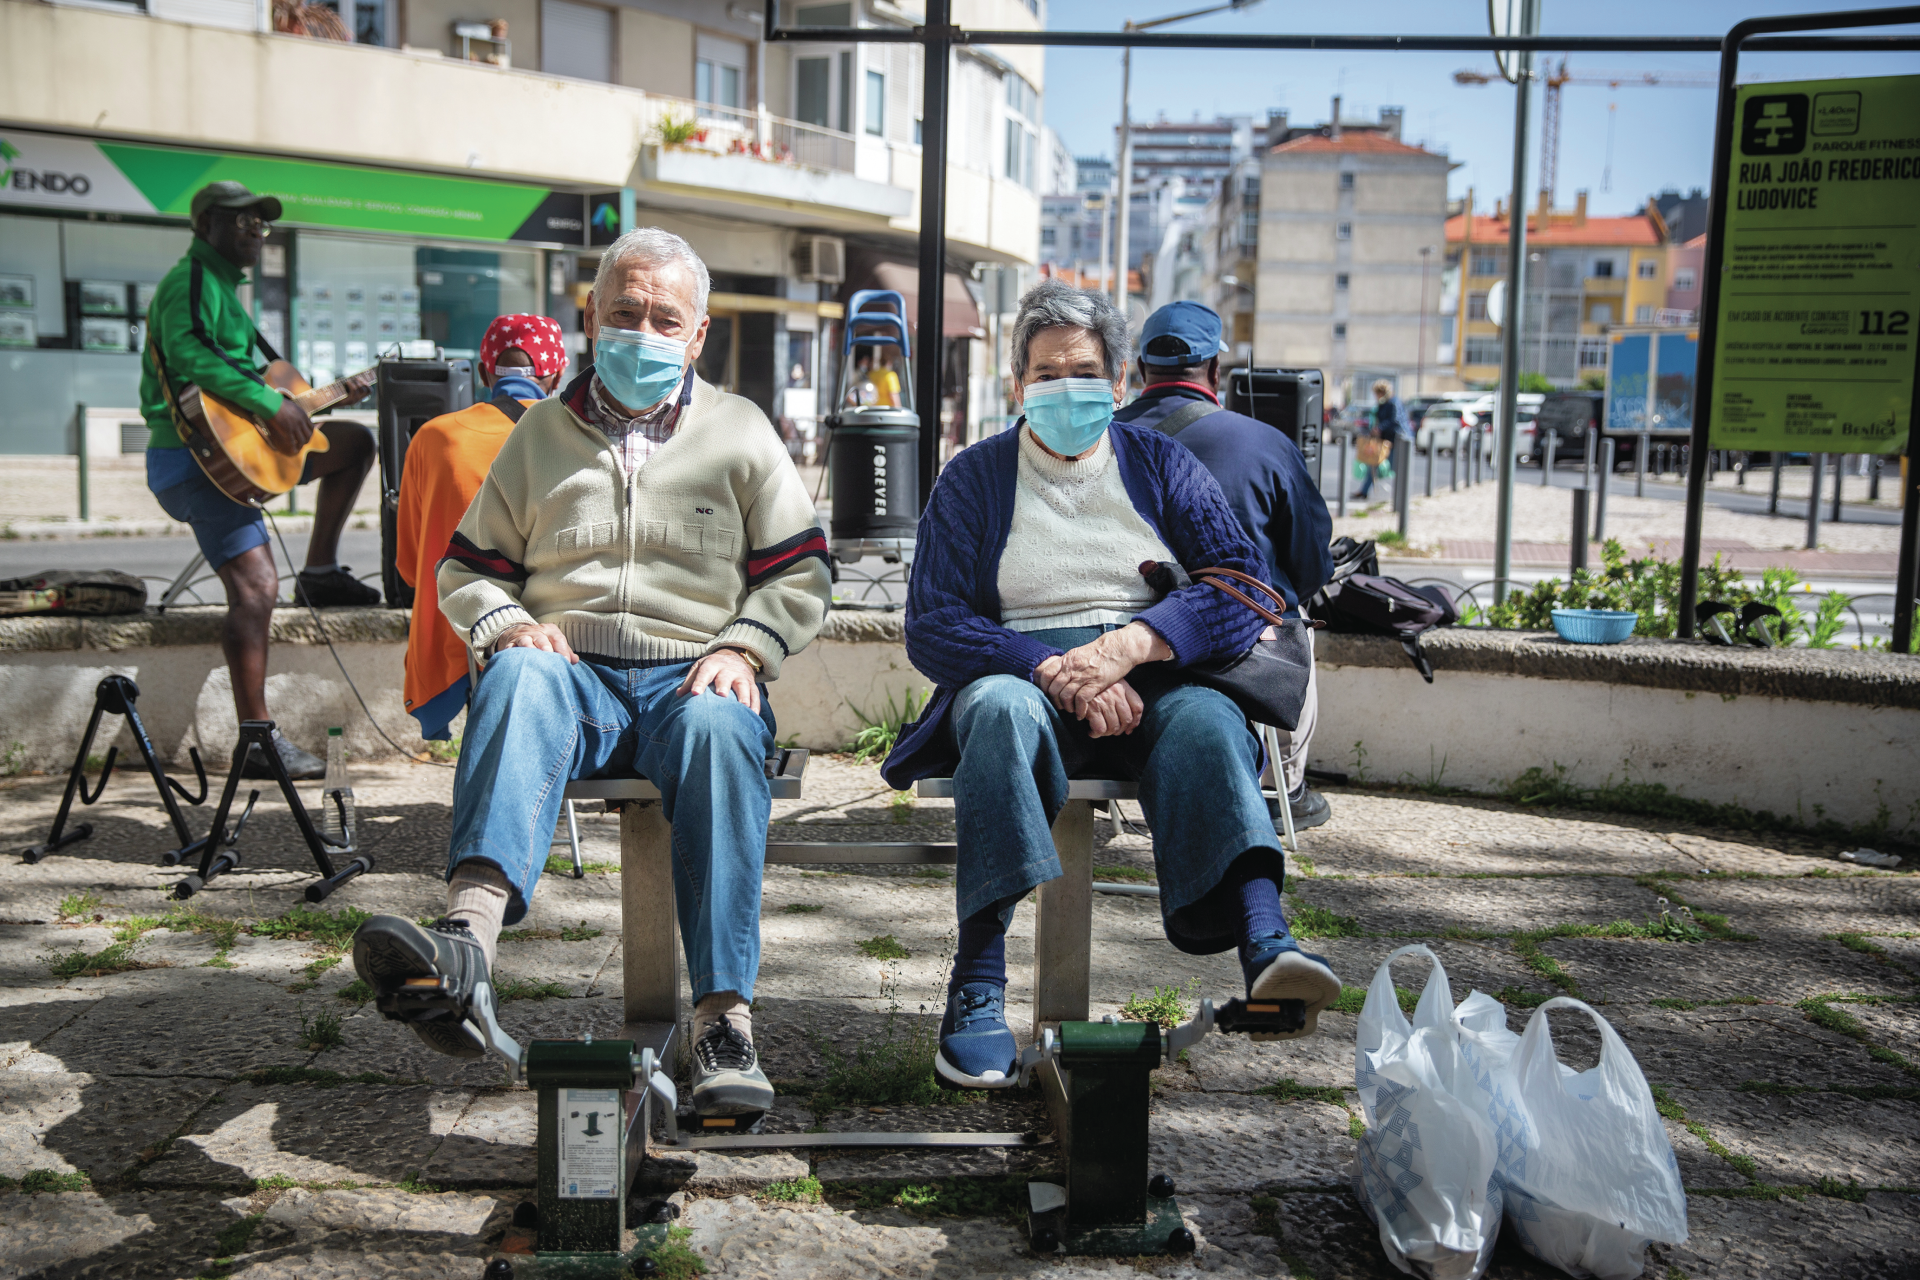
[141,181,378,780]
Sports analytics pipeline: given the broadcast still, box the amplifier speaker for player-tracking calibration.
[375,358,473,609]
[1224,368,1323,466]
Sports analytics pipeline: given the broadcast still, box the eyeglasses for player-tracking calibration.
[217,211,267,233]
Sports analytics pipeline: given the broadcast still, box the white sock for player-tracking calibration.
[445,862,512,972]
[692,991,751,1044]
[302,562,340,576]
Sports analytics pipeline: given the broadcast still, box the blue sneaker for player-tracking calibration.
[1241,933,1342,1042]
[935,980,1019,1089]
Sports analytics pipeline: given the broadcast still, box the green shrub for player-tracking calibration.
[848,689,927,764]
[855,934,909,961]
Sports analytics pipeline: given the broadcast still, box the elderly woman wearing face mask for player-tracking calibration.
[882,279,1343,1090]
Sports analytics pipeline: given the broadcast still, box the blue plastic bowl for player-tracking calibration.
[1551,608,1639,645]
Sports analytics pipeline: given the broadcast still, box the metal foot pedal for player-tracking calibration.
[674,1108,766,1135]
[1215,996,1307,1038]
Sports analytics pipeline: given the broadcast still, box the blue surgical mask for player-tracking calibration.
[490,371,548,402]
[1022,378,1115,456]
[594,327,687,412]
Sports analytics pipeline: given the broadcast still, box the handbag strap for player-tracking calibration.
[1193,568,1291,629]
[1148,398,1220,438]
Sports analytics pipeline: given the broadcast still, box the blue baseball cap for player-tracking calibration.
[1139,300,1229,368]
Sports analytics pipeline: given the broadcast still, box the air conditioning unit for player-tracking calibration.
[793,235,846,284]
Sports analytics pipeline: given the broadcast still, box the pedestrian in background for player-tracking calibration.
[1352,380,1402,502]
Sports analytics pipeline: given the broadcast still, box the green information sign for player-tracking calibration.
[1708,73,1919,455]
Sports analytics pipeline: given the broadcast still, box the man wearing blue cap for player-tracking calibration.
[1112,300,1335,829]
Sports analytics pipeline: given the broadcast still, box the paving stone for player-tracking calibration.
[258,1183,503,1236]
[147,1080,450,1187]
[1653,1188,1920,1279]
[1149,1090,1353,1194]
[0,1069,220,1182]
[419,1089,534,1186]
[1540,937,1910,1006]
[1832,998,1920,1063]
[1600,1004,1917,1093]
[814,1145,1052,1182]
[30,967,316,1078]
[1293,874,1661,938]
[1678,874,1920,945]
[1310,937,1560,1008]
[1671,1085,1920,1188]
[0,1186,239,1280]
[685,1149,814,1194]
[0,986,97,1070]
[1659,831,1840,876]
[490,935,619,999]
[1665,1115,1749,1190]
[1163,1013,1359,1094]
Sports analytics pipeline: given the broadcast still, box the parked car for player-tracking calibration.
[1462,392,1544,460]
[1413,404,1471,453]
[1535,391,1606,467]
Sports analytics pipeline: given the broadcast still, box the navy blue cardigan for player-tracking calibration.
[880,421,1270,787]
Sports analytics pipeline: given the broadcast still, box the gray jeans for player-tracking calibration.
[1269,629,1318,796]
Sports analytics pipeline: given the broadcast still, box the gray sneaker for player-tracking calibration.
[353,915,492,1059]
[690,1020,774,1116]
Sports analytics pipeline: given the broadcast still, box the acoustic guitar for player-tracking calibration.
[173,361,376,507]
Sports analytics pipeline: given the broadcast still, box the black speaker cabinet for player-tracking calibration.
[1224,368,1323,467]
[376,358,473,609]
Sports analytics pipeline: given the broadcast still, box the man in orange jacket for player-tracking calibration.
[397,314,568,739]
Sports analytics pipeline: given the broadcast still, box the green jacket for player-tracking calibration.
[140,237,284,449]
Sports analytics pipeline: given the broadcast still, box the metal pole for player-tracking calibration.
[1451,427,1461,490]
[75,402,89,522]
[1869,455,1882,503]
[1636,432,1648,497]
[1894,444,1920,654]
[1416,245,1431,396]
[1336,432,1350,517]
[1541,429,1556,485]
[1492,0,1537,606]
[1770,452,1783,514]
[1595,437,1615,545]
[1113,42,1132,311]
[1831,453,1845,523]
[1570,488,1589,574]
[1395,437,1412,539]
[1424,429,1435,498]
[1805,453,1824,550]
[913,0,953,511]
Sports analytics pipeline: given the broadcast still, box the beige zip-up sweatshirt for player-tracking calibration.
[437,374,831,680]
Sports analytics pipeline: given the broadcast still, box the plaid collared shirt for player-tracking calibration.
[582,371,689,474]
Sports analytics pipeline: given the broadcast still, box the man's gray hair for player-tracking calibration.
[593,226,711,318]
[1009,278,1131,383]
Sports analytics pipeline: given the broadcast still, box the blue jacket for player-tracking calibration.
[1373,395,1406,442]
[880,421,1269,787]
[1113,385,1334,612]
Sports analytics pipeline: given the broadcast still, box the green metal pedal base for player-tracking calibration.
[483,1223,669,1279]
[1027,1184,1194,1257]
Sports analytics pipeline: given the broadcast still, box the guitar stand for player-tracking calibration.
[20,676,211,866]
[174,719,374,903]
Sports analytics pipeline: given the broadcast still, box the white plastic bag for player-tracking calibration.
[1495,997,1690,1280]
[1351,945,1504,1280]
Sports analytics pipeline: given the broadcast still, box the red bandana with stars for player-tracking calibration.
[478,314,568,381]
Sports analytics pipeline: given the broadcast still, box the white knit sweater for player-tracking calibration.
[997,427,1174,634]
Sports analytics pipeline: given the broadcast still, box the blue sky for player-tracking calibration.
[1039,0,1919,217]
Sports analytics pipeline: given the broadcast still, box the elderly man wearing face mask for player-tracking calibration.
[351,229,831,1118]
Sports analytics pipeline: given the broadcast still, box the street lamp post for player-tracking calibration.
[1114,1,1264,312]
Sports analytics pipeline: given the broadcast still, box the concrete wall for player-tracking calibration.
[617,7,693,97]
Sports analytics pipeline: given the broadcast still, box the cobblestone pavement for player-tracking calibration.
[0,753,1914,1279]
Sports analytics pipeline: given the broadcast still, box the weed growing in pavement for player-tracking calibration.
[889,790,915,824]
[213,1214,265,1257]
[1739,1080,1920,1102]
[1256,1077,1349,1106]
[396,1170,442,1194]
[1652,995,1760,1011]
[1248,1195,1322,1280]
[419,734,461,763]
[1286,898,1362,940]
[112,915,162,943]
[162,903,243,965]
[494,977,571,1002]
[248,904,370,948]
[1495,986,1550,1008]
[1649,1083,1759,1180]
[543,853,619,875]
[646,1225,707,1279]
[57,890,104,920]
[781,903,826,914]
[1797,996,1920,1079]
[1121,979,1198,1028]
[855,934,910,961]
[298,1006,345,1052]
[1093,864,1156,883]
[1330,985,1417,1015]
[499,923,603,942]
[0,740,27,777]
[18,1169,89,1193]
[811,966,974,1109]
[337,978,374,1004]
[44,940,147,978]
[1511,937,1580,997]
[835,1175,1031,1220]
[848,689,926,765]
[761,1175,823,1203]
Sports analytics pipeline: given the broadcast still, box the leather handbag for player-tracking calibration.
[1139,561,1318,730]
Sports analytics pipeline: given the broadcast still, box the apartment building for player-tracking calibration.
[1251,107,1453,407]
[1444,189,1667,389]
[0,0,1043,454]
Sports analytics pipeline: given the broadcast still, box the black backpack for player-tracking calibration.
[1307,537,1457,682]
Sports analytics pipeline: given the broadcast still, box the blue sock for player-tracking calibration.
[1220,849,1290,966]
[950,895,1017,990]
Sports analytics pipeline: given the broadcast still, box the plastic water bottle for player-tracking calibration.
[318,728,355,848]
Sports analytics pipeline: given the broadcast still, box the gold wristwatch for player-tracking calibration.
[722,645,764,673]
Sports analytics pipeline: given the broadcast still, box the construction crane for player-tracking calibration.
[1454,60,1718,206]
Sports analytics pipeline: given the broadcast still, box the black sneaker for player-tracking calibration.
[1289,784,1332,831]
[294,566,381,608]
[690,1020,774,1115]
[352,915,492,1059]
[242,729,325,781]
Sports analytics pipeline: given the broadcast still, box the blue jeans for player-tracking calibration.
[450,647,776,1002]
[947,626,1280,955]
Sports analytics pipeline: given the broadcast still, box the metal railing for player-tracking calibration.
[638,95,859,175]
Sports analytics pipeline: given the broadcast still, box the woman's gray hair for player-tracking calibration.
[1009,278,1131,383]
[593,226,711,318]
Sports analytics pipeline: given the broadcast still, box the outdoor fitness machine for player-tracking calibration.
[19,675,210,866]
[173,719,373,903]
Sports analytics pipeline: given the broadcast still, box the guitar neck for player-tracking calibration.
[294,370,374,415]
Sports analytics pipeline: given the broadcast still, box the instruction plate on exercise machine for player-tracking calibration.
[556,1087,620,1199]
